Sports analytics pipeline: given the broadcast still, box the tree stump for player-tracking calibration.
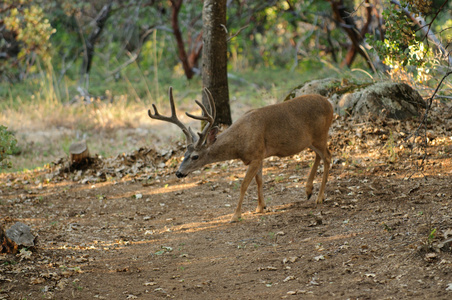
[1,224,18,254]
[69,140,90,164]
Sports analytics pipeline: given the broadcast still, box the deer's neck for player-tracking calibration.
[206,130,239,164]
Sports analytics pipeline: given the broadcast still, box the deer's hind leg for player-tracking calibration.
[255,161,265,213]
[305,153,321,200]
[316,147,331,204]
[306,144,331,204]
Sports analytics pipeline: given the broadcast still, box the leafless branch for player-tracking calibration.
[107,51,139,78]
[227,25,249,42]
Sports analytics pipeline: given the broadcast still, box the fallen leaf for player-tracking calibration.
[314,255,325,261]
[287,289,307,295]
[282,256,298,264]
[444,229,452,239]
[283,276,295,282]
[18,248,32,260]
[30,277,45,285]
[425,253,438,261]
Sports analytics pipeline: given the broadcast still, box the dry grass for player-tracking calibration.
[0,89,261,172]
[1,95,167,172]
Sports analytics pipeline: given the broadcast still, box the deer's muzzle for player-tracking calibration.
[175,171,187,178]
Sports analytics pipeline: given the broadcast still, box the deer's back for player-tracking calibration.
[227,94,333,160]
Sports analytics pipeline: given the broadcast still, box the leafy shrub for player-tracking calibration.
[0,126,19,169]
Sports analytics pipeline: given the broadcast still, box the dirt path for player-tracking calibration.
[1,113,452,299]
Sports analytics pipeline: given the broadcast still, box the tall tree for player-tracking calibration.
[329,0,374,70]
[202,0,231,127]
[169,0,203,80]
[79,3,112,91]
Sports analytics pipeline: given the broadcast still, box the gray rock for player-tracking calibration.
[288,78,340,98]
[286,79,425,120]
[6,222,36,247]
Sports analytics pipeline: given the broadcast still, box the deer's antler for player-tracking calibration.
[185,88,216,148]
[148,87,196,145]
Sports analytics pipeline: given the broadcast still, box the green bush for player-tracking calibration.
[0,125,19,169]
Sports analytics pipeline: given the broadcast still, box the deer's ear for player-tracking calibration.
[206,126,219,145]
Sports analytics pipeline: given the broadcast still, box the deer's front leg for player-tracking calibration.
[255,162,265,213]
[305,153,321,200]
[231,160,262,223]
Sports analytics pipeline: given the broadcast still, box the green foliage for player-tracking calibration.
[2,0,56,80]
[227,1,336,70]
[2,0,450,90]
[366,0,449,83]
[0,126,19,169]
[427,228,437,244]
[1,0,362,95]
[369,2,426,64]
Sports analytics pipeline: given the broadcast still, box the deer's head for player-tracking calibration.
[148,87,218,178]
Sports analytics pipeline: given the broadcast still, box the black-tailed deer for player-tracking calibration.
[148,87,333,222]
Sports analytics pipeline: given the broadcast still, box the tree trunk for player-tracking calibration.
[170,0,195,80]
[329,0,374,70]
[79,3,112,88]
[202,0,232,127]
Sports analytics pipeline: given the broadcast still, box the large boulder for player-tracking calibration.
[285,78,425,120]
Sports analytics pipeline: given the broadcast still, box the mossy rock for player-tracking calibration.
[285,79,425,120]
[284,78,340,100]
[284,78,372,100]
[337,82,425,119]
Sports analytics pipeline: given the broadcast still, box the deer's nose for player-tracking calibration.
[175,171,186,178]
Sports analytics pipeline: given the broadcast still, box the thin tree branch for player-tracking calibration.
[169,0,194,80]
[227,25,249,42]
[421,0,448,42]
[107,51,139,78]
[390,0,452,65]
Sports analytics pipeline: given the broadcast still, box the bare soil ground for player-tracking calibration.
[1,105,452,300]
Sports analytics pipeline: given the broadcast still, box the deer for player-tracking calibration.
[148,87,334,222]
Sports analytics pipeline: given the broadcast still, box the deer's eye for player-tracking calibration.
[192,155,199,160]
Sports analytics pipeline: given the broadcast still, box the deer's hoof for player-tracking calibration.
[229,215,241,223]
[255,206,266,213]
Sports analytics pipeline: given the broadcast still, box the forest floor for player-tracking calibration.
[1,101,452,300]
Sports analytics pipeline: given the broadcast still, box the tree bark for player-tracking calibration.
[329,0,374,70]
[170,0,196,80]
[80,4,112,78]
[69,140,90,164]
[202,0,232,127]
